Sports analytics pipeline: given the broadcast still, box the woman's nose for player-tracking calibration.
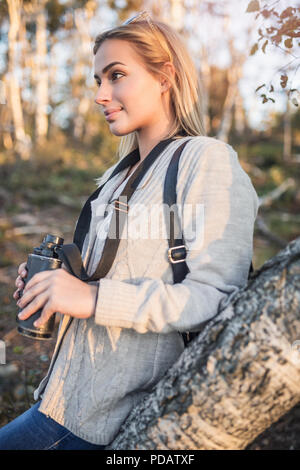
[94,84,111,105]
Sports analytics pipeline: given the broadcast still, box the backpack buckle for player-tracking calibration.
[167,245,187,264]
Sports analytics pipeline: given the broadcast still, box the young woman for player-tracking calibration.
[0,11,259,449]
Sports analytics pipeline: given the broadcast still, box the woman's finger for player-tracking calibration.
[23,270,53,293]
[17,262,27,278]
[17,278,49,309]
[15,275,25,288]
[13,288,22,300]
[33,301,54,328]
[17,291,49,321]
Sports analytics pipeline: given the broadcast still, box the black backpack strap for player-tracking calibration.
[163,138,255,346]
[55,147,140,279]
[57,138,176,282]
[163,139,193,347]
[55,243,84,278]
[163,139,191,284]
[73,146,141,252]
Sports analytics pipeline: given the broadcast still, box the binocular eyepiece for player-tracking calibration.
[16,234,64,340]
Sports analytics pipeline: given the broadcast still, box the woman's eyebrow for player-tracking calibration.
[94,61,127,80]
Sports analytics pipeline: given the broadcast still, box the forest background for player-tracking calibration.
[0,0,300,450]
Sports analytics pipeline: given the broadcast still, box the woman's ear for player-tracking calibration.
[160,61,175,93]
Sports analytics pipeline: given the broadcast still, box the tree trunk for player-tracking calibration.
[107,236,300,450]
[34,4,49,146]
[72,8,94,141]
[169,0,184,31]
[217,13,247,143]
[0,76,14,151]
[283,94,292,162]
[6,0,31,158]
[198,45,210,135]
[234,89,247,135]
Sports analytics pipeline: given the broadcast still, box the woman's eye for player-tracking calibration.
[111,71,124,81]
[95,71,123,88]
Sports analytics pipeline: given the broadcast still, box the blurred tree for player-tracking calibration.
[6,0,31,159]
[1,0,95,158]
[216,12,250,142]
[71,3,97,141]
[33,0,49,146]
[283,89,293,161]
[2,0,295,158]
[107,0,144,23]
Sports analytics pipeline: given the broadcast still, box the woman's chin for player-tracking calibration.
[109,124,136,137]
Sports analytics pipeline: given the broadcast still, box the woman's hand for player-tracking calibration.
[16,268,98,328]
[13,262,28,301]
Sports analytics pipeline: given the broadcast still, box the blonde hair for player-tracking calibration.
[93,17,206,160]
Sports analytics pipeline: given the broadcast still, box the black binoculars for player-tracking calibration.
[16,234,64,340]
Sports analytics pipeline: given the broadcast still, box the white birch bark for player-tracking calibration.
[6,0,31,158]
[283,93,292,162]
[108,237,300,450]
[234,88,247,135]
[216,13,247,143]
[72,7,95,140]
[34,4,48,145]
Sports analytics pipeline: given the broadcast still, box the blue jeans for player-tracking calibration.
[0,401,107,450]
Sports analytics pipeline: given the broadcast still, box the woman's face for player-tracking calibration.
[94,39,170,137]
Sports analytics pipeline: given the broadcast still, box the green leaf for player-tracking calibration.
[13,346,23,355]
[246,0,260,13]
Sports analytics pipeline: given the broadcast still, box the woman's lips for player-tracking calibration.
[105,109,122,121]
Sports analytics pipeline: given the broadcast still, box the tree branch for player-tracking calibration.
[258,178,295,208]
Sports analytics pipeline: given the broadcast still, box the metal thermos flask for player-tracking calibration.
[16,234,64,340]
